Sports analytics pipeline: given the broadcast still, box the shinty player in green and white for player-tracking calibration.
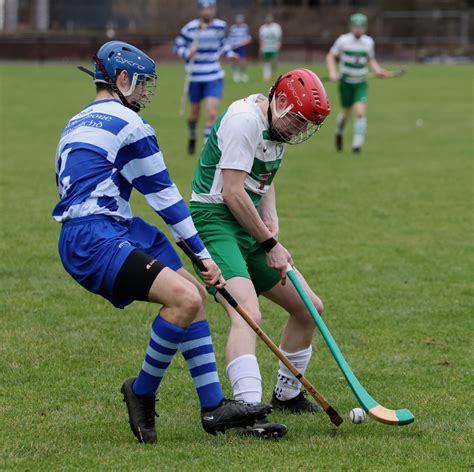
[326,13,390,153]
[189,69,331,438]
[259,13,282,81]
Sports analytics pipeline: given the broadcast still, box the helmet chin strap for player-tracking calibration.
[93,55,140,112]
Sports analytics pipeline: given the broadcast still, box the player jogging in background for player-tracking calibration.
[52,40,270,445]
[189,69,331,438]
[259,14,282,82]
[175,0,237,155]
[326,13,390,153]
[228,14,252,83]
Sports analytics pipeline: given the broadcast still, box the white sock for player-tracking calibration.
[274,346,312,401]
[263,63,271,80]
[352,117,367,149]
[226,354,262,403]
[336,113,346,135]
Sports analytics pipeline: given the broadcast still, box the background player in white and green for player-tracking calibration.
[259,14,282,81]
[326,13,390,153]
[190,69,331,438]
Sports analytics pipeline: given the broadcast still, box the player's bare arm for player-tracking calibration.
[257,184,279,238]
[222,169,293,282]
[369,57,391,78]
[222,168,273,242]
[325,51,339,81]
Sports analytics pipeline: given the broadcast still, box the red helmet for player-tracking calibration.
[268,68,330,144]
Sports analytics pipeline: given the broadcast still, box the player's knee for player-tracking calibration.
[208,110,217,123]
[190,105,200,121]
[315,298,324,316]
[292,296,323,321]
[195,282,208,309]
[231,307,261,327]
[247,309,262,326]
[174,284,202,319]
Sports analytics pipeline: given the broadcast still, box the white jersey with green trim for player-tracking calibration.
[191,93,285,207]
[259,23,282,53]
[330,33,375,84]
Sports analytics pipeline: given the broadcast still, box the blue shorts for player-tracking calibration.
[233,46,247,58]
[188,79,223,103]
[58,215,183,309]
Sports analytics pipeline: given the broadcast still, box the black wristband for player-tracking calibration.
[260,237,278,253]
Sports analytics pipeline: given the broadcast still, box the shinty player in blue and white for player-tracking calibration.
[52,40,270,445]
[175,0,238,155]
[228,14,252,83]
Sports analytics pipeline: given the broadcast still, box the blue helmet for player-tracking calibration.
[93,41,157,111]
[197,0,216,8]
[93,40,155,84]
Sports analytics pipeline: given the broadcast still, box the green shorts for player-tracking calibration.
[339,79,368,108]
[262,51,279,61]
[190,203,281,295]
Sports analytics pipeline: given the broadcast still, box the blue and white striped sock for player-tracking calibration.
[203,125,212,143]
[179,320,224,410]
[133,314,187,397]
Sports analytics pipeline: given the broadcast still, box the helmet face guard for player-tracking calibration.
[269,97,322,145]
[93,41,157,112]
[267,69,330,145]
[120,71,157,111]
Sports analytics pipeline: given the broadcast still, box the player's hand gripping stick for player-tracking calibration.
[177,240,343,427]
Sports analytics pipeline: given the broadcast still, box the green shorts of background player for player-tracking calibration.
[189,69,331,439]
[261,50,280,81]
[262,51,279,61]
[339,79,368,109]
[326,13,390,153]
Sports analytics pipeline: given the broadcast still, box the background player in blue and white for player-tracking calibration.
[326,13,390,153]
[228,14,251,83]
[175,0,237,155]
[52,40,270,445]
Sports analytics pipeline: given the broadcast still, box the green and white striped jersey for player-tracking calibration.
[191,94,285,208]
[330,33,375,84]
[259,22,282,53]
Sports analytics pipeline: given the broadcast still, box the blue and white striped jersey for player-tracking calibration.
[52,98,210,259]
[175,18,233,82]
[228,23,251,49]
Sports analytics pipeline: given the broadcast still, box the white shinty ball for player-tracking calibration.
[349,408,367,424]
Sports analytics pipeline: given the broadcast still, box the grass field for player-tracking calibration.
[1,62,473,471]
